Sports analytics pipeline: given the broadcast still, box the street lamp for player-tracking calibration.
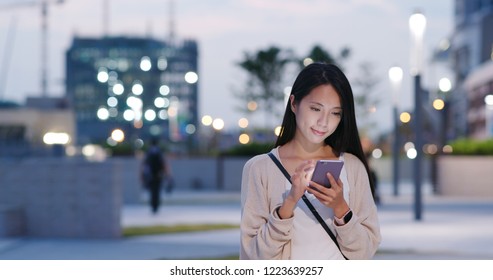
[388,66,403,197]
[409,10,426,75]
[409,9,426,221]
[436,77,452,154]
[431,76,451,182]
[485,95,493,137]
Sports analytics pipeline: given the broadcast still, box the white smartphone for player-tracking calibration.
[310,160,344,188]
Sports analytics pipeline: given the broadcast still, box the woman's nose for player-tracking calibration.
[318,114,329,127]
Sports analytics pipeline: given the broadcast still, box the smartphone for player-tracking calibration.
[310,160,344,188]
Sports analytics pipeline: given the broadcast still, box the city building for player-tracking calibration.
[449,0,493,139]
[464,60,493,138]
[0,97,74,157]
[65,36,199,153]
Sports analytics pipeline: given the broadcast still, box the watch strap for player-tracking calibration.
[335,209,353,225]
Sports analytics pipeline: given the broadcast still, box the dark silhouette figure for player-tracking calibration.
[141,138,167,214]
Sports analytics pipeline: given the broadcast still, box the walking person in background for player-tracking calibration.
[141,138,170,214]
[240,62,381,259]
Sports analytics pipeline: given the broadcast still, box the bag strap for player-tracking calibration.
[268,152,348,260]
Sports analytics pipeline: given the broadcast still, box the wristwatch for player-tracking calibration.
[335,210,353,225]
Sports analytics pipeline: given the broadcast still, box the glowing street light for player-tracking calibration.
[409,10,427,75]
[111,129,125,143]
[400,112,412,123]
[43,132,70,145]
[239,133,250,144]
[439,77,452,92]
[212,118,225,131]
[433,99,445,110]
[201,115,213,126]
[388,65,403,196]
[238,118,249,129]
[485,95,493,137]
[409,9,426,221]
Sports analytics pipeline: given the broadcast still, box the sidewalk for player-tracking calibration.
[0,182,492,260]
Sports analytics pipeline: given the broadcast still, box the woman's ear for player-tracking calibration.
[289,95,296,113]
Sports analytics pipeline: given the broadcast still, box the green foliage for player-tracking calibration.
[234,44,352,128]
[352,61,381,140]
[235,46,293,122]
[104,142,135,156]
[123,224,239,237]
[195,255,239,260]
[448,138,493,155]
[222,142,274,157]
[296,45,351,70]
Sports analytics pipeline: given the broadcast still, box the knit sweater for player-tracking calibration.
[240,147,381,260]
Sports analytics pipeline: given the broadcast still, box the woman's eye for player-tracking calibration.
[332,111,342,117]
[310,107,321,112]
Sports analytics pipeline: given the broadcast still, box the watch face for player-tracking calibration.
[344,210,353,224]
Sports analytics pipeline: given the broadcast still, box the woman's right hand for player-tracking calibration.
[277,160,315,219]
[290,160,315,200]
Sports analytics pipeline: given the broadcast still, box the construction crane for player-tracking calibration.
[0,0,65,98]
[0,16,17,101]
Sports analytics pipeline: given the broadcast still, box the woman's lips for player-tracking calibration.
[311,128,326,136]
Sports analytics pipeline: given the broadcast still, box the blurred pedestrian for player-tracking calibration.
[361,137,381,205]
[366,152,381,205]
[141,138,170,214]
[240,62,381,260]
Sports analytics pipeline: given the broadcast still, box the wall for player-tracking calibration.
[0,158,122,238]
[0,155,434,237]
[438,156,493,197]
[127,156,430,202]
[123,156,250,204]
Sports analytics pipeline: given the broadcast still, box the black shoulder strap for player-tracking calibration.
[268,152,348,260]
[268,152,291,180]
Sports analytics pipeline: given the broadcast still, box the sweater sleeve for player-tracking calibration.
[334,154,382,259]
[239,155,293,260]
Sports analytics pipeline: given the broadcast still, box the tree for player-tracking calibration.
[351,61,381,140]
[297,45,351,69]
[234,44,351,129]
[235,46,293,126]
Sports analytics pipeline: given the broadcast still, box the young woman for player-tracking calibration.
[240,62,381,260]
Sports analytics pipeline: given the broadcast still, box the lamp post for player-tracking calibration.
[485,95,493,137]
[409,9,426,221]
[432,77,451,194]
[388,66,403,197]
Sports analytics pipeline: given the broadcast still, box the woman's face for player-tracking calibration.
[291,84,342,145]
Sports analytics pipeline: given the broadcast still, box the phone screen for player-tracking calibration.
[310,160,344,188]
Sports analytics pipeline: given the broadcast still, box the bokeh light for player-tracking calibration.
[400,112,411,123]
[239,133,250,144]
[433,99,445,110]
[111,129,125,142]
[212,118,225,130]
[238,118,249,129]
[201,115,213,126]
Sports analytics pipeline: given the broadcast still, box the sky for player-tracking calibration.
[0,0,454,139]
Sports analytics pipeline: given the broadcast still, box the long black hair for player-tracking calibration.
[275,62,375,195]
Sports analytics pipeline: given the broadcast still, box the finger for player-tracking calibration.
[308,180,333,197]
[295,160,315,173]
[327,173,342,190]
[308,180,324,193]
[291,173,309,189]
[307,186,335,206]
[303,160,315,172]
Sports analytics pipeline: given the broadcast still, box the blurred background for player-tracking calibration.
[0,0,492,255]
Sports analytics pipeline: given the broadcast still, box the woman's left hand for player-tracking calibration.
[307,172,349,217]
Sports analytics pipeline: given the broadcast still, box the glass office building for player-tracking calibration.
[450,0,493,138]
[66,36,199,152]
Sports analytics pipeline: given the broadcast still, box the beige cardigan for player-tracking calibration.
[240,148,381,260]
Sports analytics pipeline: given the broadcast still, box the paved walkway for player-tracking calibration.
[1,182,492,260]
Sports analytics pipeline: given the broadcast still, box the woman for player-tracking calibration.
[240,62,381,260]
